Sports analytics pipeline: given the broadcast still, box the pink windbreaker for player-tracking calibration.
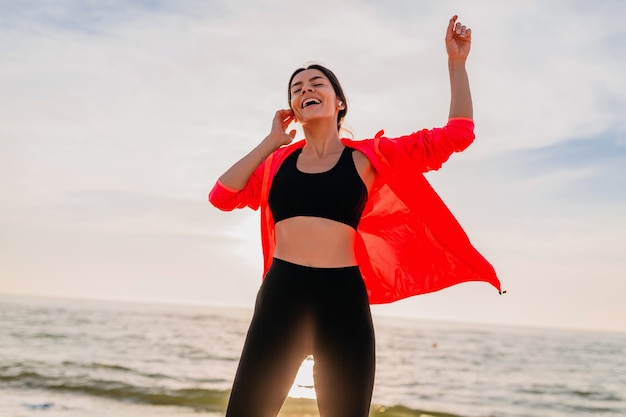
[209,118,501,304]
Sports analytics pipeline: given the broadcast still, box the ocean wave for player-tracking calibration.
[1,370,228,411]
[0,370,463,416]
[518,385,623,402]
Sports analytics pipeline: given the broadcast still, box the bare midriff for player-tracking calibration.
[272,216,358,267]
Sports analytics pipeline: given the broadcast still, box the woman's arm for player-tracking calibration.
[374,16,475,173]
[209,109,296,211]
[218,109,296,191]
[446,15,473,120]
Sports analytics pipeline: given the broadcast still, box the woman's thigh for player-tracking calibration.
[226,288,311,417]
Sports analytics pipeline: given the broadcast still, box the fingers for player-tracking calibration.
[274,109,294,126]
[272,109,296,139]
[454,22,470,38]
[276,109,294,121]
[446,15,456,39]
[449,15,471,41]
[448,15,457,28]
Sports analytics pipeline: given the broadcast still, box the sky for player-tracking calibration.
[1,0,625,333]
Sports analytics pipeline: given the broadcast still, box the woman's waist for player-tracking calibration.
[272,238,358,268]
[273,216,359,267]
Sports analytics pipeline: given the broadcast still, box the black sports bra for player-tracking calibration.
[268,146,368,230]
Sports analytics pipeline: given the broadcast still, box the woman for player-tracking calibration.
[209,15,500,417]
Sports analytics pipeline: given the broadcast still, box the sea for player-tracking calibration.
[1,294,624,417]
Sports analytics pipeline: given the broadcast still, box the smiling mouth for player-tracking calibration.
[302,98,321,109]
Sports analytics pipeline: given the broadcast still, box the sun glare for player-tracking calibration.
[288,356,316,399]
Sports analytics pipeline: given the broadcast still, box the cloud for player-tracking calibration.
[454,1,626,153]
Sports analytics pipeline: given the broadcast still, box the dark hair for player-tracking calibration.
[288,64,348,132]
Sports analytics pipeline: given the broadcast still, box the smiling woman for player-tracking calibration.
[208,15,500,417]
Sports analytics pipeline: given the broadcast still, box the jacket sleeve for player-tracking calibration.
[380,118,475,172]
[208,162,265,211]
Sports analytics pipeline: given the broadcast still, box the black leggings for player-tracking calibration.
[226,258,376,417]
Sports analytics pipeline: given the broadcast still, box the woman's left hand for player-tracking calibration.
[446,15,472,60]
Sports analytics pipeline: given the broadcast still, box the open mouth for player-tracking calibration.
[302,98,321,109]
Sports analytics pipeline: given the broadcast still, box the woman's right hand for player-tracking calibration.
[215,109,297,192]
[266,109,297,148]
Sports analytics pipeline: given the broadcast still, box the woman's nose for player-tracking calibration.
[301,86,313,94]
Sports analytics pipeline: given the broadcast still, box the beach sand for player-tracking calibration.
[278,397,463,417]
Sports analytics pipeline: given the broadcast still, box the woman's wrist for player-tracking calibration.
[448,57,467,68]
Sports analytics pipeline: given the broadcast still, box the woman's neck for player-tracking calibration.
[301,121,343,158]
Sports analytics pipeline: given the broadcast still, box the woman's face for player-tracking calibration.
[289,69,342,126]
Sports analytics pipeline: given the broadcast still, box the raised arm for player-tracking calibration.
[218,109,296,191]
[209,109,296,211]
[446,15,473,120]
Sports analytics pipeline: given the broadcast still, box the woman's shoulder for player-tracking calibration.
[342,135,391,162]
